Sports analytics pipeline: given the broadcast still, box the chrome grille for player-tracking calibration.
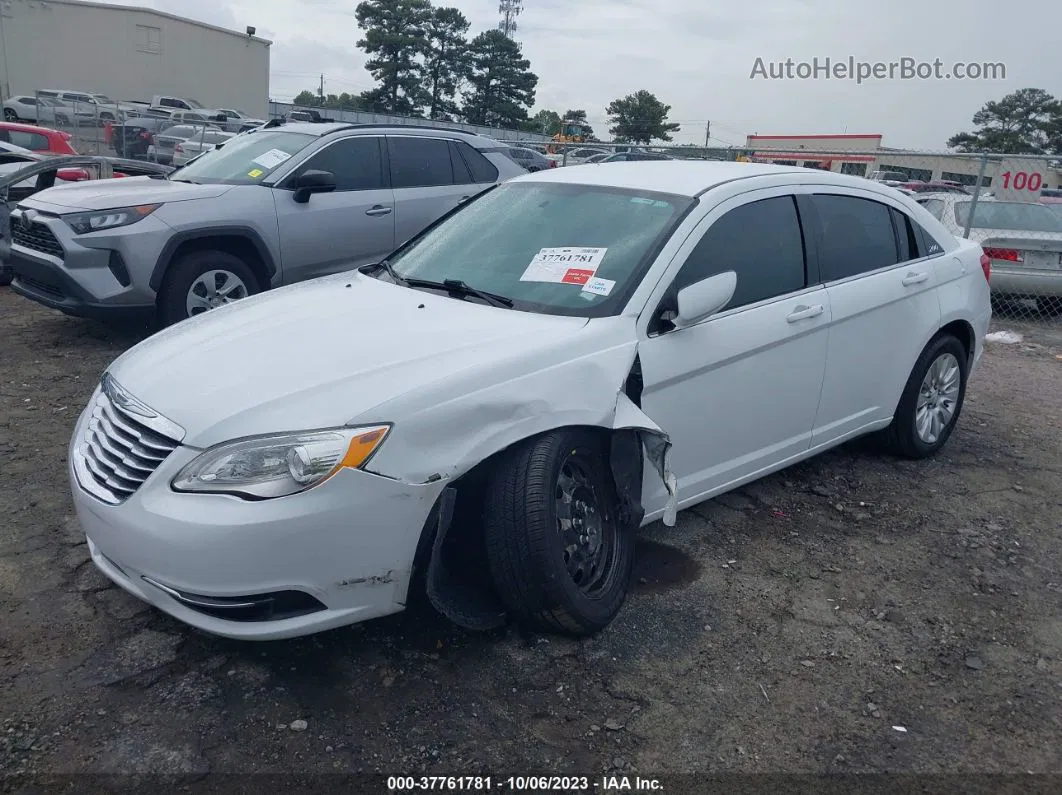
[73,379,183,505]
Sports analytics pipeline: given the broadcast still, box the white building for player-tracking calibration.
[0,0,271,117]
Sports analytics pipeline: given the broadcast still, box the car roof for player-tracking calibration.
[515,160,832,197]
[252,122,497,147]
[0,120,59,134]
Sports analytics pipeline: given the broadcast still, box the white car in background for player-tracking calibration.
[171,129,235,165]
[915,192,1062,312]
[3,95,74,126]
[549,147,609,166]
[68,162,990,641]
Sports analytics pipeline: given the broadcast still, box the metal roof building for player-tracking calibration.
[0,0,271,116]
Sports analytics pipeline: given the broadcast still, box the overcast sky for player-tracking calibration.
[107,0,1056,150]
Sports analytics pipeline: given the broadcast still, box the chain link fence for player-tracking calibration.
[508,140,1062,326]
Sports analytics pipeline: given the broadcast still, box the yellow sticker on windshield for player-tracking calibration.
[248,168,264,178]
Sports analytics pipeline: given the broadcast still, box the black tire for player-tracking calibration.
[56,114,69,126]
[880,333,968,459]
[483,428,634,636]
[157,250,260,327]
[3,109,18,122]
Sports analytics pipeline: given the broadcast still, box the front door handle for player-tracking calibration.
[901,271,928,286]
[365,205,392,217]
[786,304,825,323]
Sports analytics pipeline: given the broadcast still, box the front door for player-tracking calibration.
[637,190,831,515]
[274,135,396,284]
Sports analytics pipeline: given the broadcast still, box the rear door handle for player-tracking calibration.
[365,205,392,217]
[901,271,928,286]
[786,304,824,323]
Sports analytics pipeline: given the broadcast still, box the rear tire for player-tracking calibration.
[3,109,18,122]
[880,334,968,459]
[157,250,260,327]
[483,428,634,636]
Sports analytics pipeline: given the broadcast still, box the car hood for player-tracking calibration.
[20,176,233,211]
[105,272,593,448]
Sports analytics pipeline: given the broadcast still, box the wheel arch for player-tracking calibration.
[149,228,278,294]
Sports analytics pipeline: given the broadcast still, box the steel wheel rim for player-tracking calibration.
[555,453,617,596]
[186,269,250,317]
[915,352,961,444]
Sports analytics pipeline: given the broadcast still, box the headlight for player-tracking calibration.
[63,204,160,235]
[171,425,391,500]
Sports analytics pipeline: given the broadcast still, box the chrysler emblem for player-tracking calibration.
[101,373,158,419]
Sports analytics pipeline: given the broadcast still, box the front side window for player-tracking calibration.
[168,130,316,185]
[388,137,454,189]
[810,194,900,281]
[675,196,806,309]
[954,200,1062,233]
[292,137,384,191]
[385,182,693,317]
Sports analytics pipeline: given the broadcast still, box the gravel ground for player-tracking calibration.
[1,288,1061,789]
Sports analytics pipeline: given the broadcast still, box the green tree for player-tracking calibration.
[422,6,471,120]
[947,88,1059,153]
[462,30,538,127]
[355,0,432,115]
[606,90,681,144]
[292,90,322,107]
[525,108,561,135]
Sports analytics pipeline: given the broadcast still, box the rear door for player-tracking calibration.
[387,135,493,247]
[273,135,395,284]
[804,191,943,446]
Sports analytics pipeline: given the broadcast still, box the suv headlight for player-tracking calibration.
[171,425,391,500]
[63,204,160,235]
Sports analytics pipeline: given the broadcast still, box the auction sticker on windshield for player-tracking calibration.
[520,247,607,285]
[581,276,615,297]
[252,149,292,170]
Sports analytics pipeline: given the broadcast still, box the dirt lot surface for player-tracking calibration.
[2,289,1061,789]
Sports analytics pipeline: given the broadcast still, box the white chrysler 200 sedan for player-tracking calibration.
[69,162,992,641]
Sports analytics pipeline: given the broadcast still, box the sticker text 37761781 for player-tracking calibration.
[520,247,608,286]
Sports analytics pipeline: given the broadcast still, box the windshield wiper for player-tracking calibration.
[373,258,406,285]
[406,277,514,308]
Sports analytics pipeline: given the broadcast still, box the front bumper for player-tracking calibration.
[69,407,446,640]
[8,208,167,320]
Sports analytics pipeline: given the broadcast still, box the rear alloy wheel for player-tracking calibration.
[158,250,259,327]
[3,109,17,121]
[880,334,968,459]
[483,428,634,636]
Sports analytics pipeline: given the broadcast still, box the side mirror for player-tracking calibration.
[673,271,737,328]
[292,169,336,203]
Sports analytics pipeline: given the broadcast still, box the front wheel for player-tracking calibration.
[483,428,634,636]
[880,334,968,459]
[158,250,259,327]
[3,108,18,122]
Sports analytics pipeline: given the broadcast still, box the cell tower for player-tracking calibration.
[498,0,522,38]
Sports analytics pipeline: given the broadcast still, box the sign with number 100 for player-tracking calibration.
[994,158,1048,202]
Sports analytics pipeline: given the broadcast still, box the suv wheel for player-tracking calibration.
[158,250,259,327]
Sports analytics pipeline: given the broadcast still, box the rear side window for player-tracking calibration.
[917,198,945,220]
[454,140,499,183]
[7,131,48,150]
[675,196,806,310]
[810,194,900,281]
[388,136,454,189]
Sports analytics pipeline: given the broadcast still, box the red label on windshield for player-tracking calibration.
[561,268,595,285]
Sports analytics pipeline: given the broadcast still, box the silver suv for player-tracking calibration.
[8,122,525,325]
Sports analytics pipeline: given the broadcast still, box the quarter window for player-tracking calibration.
[388,137,454,189]
[298,137,384,191]
[454,140,498,183]
[675,196,806,310]
[810,194,900,281]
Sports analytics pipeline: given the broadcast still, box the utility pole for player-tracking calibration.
[318,74,325,100]
[704,121,711,149]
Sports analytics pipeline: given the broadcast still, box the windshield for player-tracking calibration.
[386,182,693,317]
[954,201,1062,233]
[92,95,115,104]
[168,130,315,184]
[186,98,205,109]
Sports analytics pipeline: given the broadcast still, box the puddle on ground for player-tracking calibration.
[631,539,703,593]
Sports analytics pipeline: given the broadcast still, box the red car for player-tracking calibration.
[0,121,77,155]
